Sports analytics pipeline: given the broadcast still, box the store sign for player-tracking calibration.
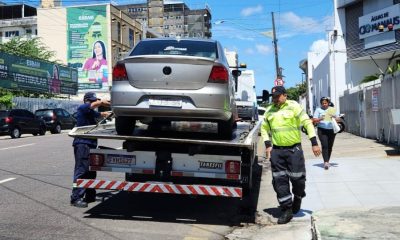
[358,4,400,39]
[0,51,78,95]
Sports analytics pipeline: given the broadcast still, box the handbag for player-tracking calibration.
[331,117,341,134]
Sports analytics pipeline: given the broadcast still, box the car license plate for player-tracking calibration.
[149,98,182,108]
[106,154,135,165]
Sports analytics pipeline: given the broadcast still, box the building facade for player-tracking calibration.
[118,0,212,38]
[0,4,37,43]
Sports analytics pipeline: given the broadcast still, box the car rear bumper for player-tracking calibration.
[111,81,234,121]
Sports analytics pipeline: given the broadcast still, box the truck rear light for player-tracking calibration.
[112,62,128,81]
[225,161,240,174]
[90,154,105,166]
[5,117,12,124]
[208,65,228,83]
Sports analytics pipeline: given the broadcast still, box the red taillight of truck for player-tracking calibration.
[225,160,240,174]
[89,154,105,166]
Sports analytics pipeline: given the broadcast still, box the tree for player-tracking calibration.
[286,81,307,101]
[0,37,58,62]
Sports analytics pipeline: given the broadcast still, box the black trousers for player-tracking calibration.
[270,144,306,209]
[317,127,336,163]
[70,144,97,203]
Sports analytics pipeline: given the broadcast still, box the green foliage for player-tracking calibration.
[0,88,13,109]
[0,37,59,62]
[286,81,307,101]
[360,74,380,84]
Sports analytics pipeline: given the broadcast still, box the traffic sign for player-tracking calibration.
[274,78,284,86]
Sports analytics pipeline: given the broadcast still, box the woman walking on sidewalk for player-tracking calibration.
[313,97,339,170]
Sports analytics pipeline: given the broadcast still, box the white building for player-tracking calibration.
[0,4,38,43]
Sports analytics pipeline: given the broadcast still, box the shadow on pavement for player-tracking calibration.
[312,162,339,169]
[83,163,263,226]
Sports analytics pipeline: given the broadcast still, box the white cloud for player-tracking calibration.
[245,48,255,54]
[309,39,328,54]
[279,12,333,37]
[241,5,263,17]
[256,44,271,55]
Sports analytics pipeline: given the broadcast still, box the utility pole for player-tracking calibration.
[271,12,281,79]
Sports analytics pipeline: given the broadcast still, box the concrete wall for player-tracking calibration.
[340,72,400,144]
[37,7,67,64]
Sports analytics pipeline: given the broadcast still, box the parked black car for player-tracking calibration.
[0,109,47,138]
[34,108,76,134]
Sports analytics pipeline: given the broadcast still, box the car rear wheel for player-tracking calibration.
[51,124,61,134]
[217,115,236,140]
[115,116,136,136]
[10,128,21,138]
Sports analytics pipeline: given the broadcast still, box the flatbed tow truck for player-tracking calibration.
[68,120,262,202]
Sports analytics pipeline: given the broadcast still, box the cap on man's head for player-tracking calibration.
[83,92,99,102]
[271,86,286,96]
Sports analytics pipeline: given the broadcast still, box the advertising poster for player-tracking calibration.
[0,51,78,95]
[67,5,109,92]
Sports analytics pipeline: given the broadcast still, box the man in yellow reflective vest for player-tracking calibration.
[261,86,321,224]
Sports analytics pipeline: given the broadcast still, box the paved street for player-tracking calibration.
[1,130,400,240]
[228,132,400,240]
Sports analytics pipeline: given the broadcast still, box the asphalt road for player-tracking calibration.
[0,131,263,240]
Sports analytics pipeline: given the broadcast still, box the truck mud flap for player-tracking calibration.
[76,179,242,198]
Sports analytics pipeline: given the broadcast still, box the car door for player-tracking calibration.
[61,109,74,129]
[54,109,65,129]
[23,110,39,133]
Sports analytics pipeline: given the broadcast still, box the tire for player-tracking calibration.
[10,128,21,138]
[115,116,136,136]
[51,124,61,134]
[217,115,236,140]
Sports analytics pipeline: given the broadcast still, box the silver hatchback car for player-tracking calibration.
[111,38,238,139]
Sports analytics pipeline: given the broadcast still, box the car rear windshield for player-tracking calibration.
[130,40,218,58]
[35,110,53,117]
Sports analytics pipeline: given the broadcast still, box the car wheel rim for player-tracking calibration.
[56,125,61,133]
[14,129,20,137]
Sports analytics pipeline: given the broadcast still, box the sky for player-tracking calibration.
[5,0,334,95]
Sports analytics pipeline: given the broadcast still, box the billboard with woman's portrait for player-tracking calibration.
[67,5,109,92]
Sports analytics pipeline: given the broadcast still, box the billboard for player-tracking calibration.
[67,5,109,92]
[0,51,78,95]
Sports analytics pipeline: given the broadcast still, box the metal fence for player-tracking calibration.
[339,71,400,144]
[12,97,81,115]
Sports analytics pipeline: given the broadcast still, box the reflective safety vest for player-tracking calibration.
[261,100,316,146]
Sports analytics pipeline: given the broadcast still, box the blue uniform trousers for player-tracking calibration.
[70,144,97,203]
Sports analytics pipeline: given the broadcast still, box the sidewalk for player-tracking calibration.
[226,132,400,240]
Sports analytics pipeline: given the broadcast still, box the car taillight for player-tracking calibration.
[5,117,12,124]
[113,62,128,81]
[89,154,105,166]
[208,65,229,83]
[225,160,240,174]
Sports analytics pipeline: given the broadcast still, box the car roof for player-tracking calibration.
[139,37,217,44]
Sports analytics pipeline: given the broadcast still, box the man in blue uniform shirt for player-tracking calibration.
[70,92,111,208]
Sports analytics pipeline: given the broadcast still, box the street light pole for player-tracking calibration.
[271,12,281,79]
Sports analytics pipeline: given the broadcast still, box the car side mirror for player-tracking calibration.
[231,70,241,77]
[257,90,269,104]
